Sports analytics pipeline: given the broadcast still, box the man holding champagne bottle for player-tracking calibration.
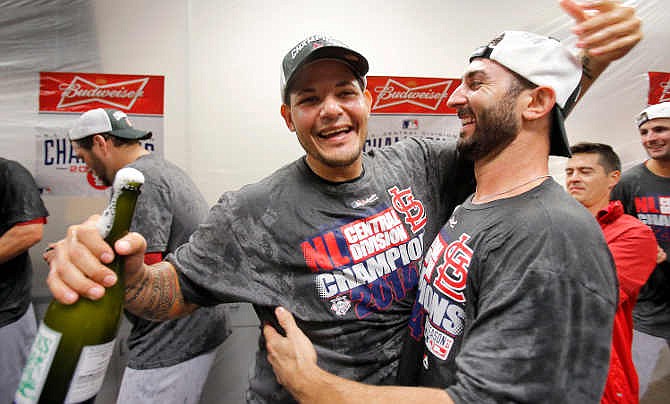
[37,109,231,404]
[43,1,642,402]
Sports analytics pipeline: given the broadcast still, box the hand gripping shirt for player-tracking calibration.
[169,138,474,403]
[611,162,670,339]
[408,179,618,403]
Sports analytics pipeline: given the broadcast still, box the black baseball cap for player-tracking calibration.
[280,34,369,104]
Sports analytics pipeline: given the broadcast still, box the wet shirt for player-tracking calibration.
[169,138,474,403]
[409,180,617,403]
[124,153,230,369]
[611,162,670,339]
[0,158,48,327]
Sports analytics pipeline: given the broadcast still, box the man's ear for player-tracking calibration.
[92,134,108,151]
[280,104,295,132]
[522,86,556,122]
[607,169,621,191]
[363,89,373,114]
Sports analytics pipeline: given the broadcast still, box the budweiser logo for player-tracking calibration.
[56,76,149,110]
[659,80,670,103]
[372,79,455,111]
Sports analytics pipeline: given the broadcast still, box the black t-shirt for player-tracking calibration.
[0,158,48,327]
[169,138,474,403]
[612,162,670,338]
[407,180,618,403]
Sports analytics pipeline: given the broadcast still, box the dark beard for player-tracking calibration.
[457,89,520,162]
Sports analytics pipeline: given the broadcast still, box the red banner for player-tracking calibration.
[366,76,459,115]
[39,72,164,115]
[648,71,670,105]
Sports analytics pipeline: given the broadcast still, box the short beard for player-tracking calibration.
[457,82,524,162]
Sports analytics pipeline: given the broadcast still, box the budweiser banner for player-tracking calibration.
[365,76,461,151]
[648,72,670,105]
[36,72,164,196]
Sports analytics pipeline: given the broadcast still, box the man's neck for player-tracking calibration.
[112,145,150,175]
[646,159,670,178]
[473,133,550,203]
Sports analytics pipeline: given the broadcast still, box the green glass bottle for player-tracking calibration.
[15,167,144,404]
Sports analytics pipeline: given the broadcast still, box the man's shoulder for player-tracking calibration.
[620,162,648,181]
[365,137,457,158]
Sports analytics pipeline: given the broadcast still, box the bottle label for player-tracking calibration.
[14,323,62,404]
[64,338,116,403]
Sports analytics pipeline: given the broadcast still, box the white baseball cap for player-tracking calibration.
[635,102,670,127]
[470,30,582,157]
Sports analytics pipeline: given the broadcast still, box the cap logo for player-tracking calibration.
[289,33,331,59]
[112,110,127,122]
[488,32,505,48]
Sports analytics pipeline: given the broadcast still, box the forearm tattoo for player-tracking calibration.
[124,261,186,320]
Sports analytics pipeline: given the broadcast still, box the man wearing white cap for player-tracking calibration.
[66,108,231,404]
[611,101,670,398]
[263,28,623,404]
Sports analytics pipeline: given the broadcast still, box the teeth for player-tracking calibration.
[321,127,349,136]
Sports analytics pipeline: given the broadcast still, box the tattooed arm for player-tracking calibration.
[46,215,199,320]
[124,261,199,320]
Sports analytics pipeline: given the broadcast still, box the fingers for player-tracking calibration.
[114,232,149,278]
[570,0,629,33]
[46,221,116,303]
[562,0,642,65]
[42,243,56,263]
[657,245,667,264]
[275,306,299,337]
[560,0,588,23]
[574,6,641,55]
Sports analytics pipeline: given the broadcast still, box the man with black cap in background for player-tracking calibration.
[44,1,641,403]
[612,101,670,398]
[65,108,230,404]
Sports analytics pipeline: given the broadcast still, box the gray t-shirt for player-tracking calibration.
[125,153,230,369]
[169,138,474,403]
[612,162,670,339]
[409,180,617,403]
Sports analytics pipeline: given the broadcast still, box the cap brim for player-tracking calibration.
[550,106,571,157]
[111,128,152,140]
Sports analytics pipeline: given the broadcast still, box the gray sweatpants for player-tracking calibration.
[116,348,217,404]
[0,304,37,404]
[632,329,670,398]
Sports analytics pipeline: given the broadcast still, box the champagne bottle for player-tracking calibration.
[15,167,144,404]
